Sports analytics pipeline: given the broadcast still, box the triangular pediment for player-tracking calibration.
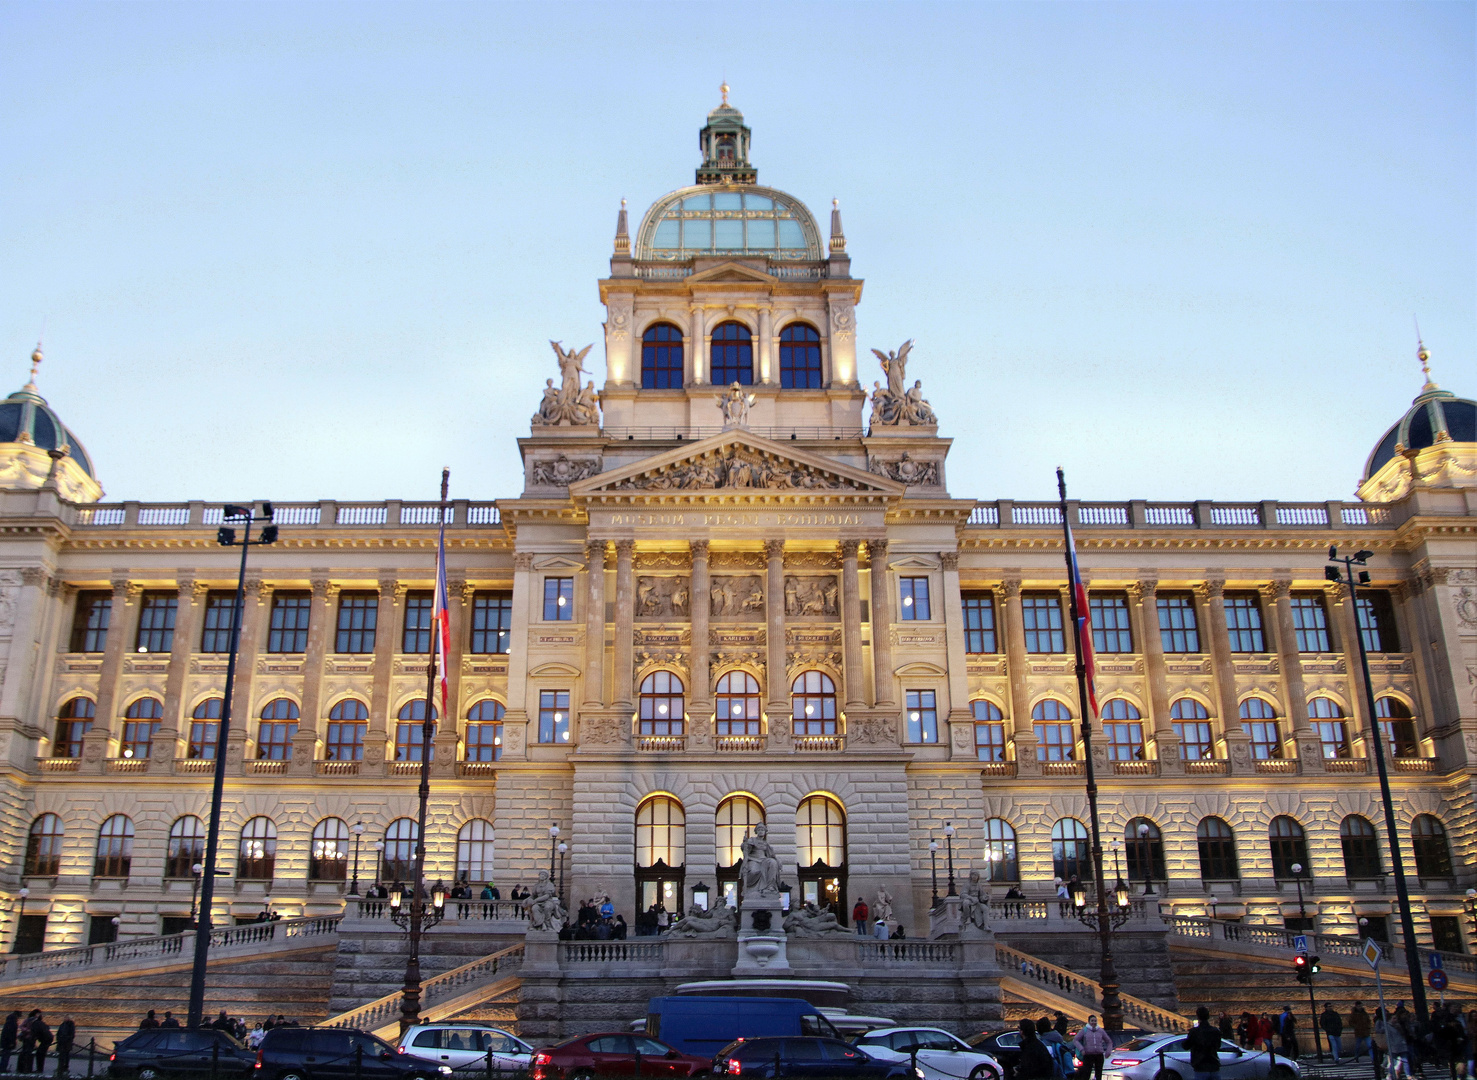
[685,261,783,284]
[569,431,904,498]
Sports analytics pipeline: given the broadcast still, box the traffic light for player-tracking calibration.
[1310,955,1322,976]
[1294,952,1310,983]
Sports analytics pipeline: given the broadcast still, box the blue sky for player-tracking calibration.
[1,2,1471,505]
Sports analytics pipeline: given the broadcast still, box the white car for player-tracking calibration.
[1103,1034,1300,1080]
[856,1027,1004,1080]
[398,1024,534,1074]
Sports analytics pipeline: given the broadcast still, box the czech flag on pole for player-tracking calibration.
[1056,467,1100,723]
[431,503,451,717]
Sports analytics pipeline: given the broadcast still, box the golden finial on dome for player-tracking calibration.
[720,82,729,107]
[1415,316,1438,391]
[26,343,41,390]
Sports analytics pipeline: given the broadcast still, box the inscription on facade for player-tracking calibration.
[605,511,865,528]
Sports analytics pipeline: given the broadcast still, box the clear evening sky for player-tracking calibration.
[1,3,1471,505]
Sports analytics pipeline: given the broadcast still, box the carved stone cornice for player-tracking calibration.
[784,549,840,570]
[840,539,861,561]
[711,550,765,570]
[634,549,691,570]
[940,552,959,572]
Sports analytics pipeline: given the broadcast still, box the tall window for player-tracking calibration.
[1156,593,1200,653]
[638,671,685,736]
[238,817,277,880]
[962,593,997,653]
[53,697,95,758]
[267,591,310,654]
[1196,817,1239,881]
[1090,593,1133,653]
[135,591,177,653]
[796,795,846,916]
[538,690,570,744]
[465,700,504,762]
[199,591,239,653]
[1098,699,1143,761]
[1125,818,1166,882]
[716,672,762,737]
[983,818,1018,883]
[310,818,349,881]
[543,577,574,621]
[334,592,378,654]
[1239,698,1281,759]
[1033,699,1075,761]
[402,591,432,653]
[1224,593,1266,652]
[905,689,938,743]
[1308,697,1349,758]
[710,322,753,385]
[70,591,111,653]
[1170,699,1215,760]
[122,698,164,759]
[471,592,513,654]
[189,698,222,759]
[1269,816,1309,879]
[381,818,418,882]
[1411,815,1453,878]
[1051,818,1091,881]
[95,815,135,877]
[457,819,495,886]
[1376,698,1419,758]
[325,699,368,761]
[1357,592,1399,652]
[1340,816,1382,880]
[25,814,63,877]
[166,816,205,878]
[1022,593,1066,653]
[972,699,1006,762]
[257,699,300,760]
[395,700,438,762]
[636,796,686,915]
[791,671,837,736]
[779,323,823,388]
[715,794,765,907]
[899,577,931,620]
[1290,594,1331,652]
[641,323,685,389]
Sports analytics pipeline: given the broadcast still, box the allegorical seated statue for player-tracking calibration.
[526,869,566,932]
[739,824,782,898]
[665,900,737,938]
[960,869,990,933]
[783,902,851,938]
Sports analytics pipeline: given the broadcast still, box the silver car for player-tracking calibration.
[1104,1034,1300,1080]
[855,1027,1005,1080]
[398,1025,534,1074]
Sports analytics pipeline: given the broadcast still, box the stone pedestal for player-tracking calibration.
[732,895,790,975]
[929,895,961,939]
[522,929,561,976]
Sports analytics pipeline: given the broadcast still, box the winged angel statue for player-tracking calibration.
[868,340,937,427]
[532,342,600,426]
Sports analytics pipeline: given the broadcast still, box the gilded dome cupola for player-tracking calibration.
[1357,340,1475,502]
[0,346,103,503]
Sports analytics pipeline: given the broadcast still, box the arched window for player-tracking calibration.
[25,814,63,876]
[1170,698,1215,761]
[238,817,278,880]
[715,795,765,906]
[1308,697,1349,759]
[122,697,164,759]
[395,700,439,762]
[326,699,368,762]
[466,700,505,762]
[972,700,1006,762]
[779,323,823,389]
[796,795,846,920]
[1032,699,1075,762]
[258,699,300,761]
[53,697,95,758]
[639,672,685,737]
[1101,699,1145,761]
[983,818,1018,882]
[641,323,684,389]
[189,698,223,760]
[167,816,205,878]
[635,796,686,915]
[310,818,349,881]
[1376,698,1419,758]
[1269,816,1309,879]
[382,818,418,883]
[1196,817,1239,881]
[1339,815,1382,880]
[1411,815,1453,878]
[1238,698,1281,760]
[1125,818,1165,883]
[710,322,753,386]
[1051,819,1091,882]
[95,815,134,878]
[457,819,495,887]
[716,672,762,738]
[791,671,837,737]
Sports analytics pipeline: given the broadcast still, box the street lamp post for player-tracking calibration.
[549,825,560,884]
[186,502,278,1028]
[943,823,958,897]
[1137,823,1155,896]
[558,842,568,905]
[190,865,203,925]
[349,823,366,897]
[928,840,940,907]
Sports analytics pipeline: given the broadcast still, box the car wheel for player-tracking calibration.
[569,1070,595,1080]
[1153,1070,1183,1080]
[1268,1067,1297,1080]
[969,1066,1000,1080]
[139,1069,159,1080]
[279,1071,308,1080]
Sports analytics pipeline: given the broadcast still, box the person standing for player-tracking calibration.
[1014,1020,1056,1080]
[139,1010,159,1030]
[1372,1007,1389,1080]
[160,1012,179,1029]
[1385,1006,1410,1080]
[1350,1002,1371,1063]
[1187,1006,1223,1080]
[1321,1004,1344,1065]
[852,897,869,935]
[1072,1014,1114,1080]
[54,1016,75,1078]
[16,1010,36,1074]
[1,1010,20,1074]
[30,1012,51,1075]
[1277,1006,1298,1057]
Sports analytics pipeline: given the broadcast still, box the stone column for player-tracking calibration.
[297,576,332,737]
[757,307,774,384]
[1199,578,1249,770]
[83,577,136,769]
[1131,578,1176,770]
[939,552,974,758]
[2,569,55,765]
[582,540,607,709]
[157,579,203,765]
[226,578,269,772]
[1266,580,1318,769]
[688,307,706,385]
[1328,585,1370,748]
[1001,576,1038,773]
[764,539,789,750]
[840,541,866,709]
[612,541,636,709]
[501,553,535,759]
[364,578,401,772]
[688,540,712,725]
[867,539,895,707]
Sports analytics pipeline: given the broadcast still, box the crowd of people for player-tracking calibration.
[561,895,628,940]
[0,1010,72,1076]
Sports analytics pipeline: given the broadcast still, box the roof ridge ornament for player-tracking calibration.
[25,343,41,393]
[829,199,846,255]
[614,198,630,255]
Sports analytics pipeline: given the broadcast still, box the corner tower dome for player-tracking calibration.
[1357,340,1475,502]
[0,346,103,503]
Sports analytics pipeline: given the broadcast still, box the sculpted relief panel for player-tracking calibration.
[636,576,691,620]
[609,448,850,491]
[710,576,765,619]
[783,575,838,618]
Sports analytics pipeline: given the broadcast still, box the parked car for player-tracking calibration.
[398,1025,533,1074]
[647,997,844,1059]
[530,1033,711,1080]
[254,1027,453,1080]
[853,1028,1004,1080]
[110,1028,256,1080]
[1102,1034,1299,1080]
[712,1037,919,1080]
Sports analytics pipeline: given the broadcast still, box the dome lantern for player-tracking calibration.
[695,84,756,186]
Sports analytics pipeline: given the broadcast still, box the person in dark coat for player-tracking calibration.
[30,1013,51,1074]
[1186,1007,1222,1080]
[1015,1020,1056,1080]
[1054,1013,1070,1037]
[1,1010,20,1074]
[17,1010,37,1073]
[160,1012,179,1029]
[139,1010,159,1030]
[55,1017,75,1078]
[1321,1004,1345,1065]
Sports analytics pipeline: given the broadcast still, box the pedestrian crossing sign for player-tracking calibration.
[1293,934,1309,952]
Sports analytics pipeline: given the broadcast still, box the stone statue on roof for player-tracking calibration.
[869,340,936,427]
[532,343,599,427]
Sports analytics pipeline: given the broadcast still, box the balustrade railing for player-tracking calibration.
[324,943,524,1031]
[794,734,845,752]
[1164,914,1477,977]
[856,940,957,963]
[715,735,766,752]
[561,940,665,963]
[71,501,500,529]
[996,941,1188,1031]
[965,500,1397,532]
[354,898,528,923]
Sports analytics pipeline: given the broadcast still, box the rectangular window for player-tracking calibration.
[538,690,571,744]
[471,591,513,654]
[402,591,432,653]
[1290,594,1331,652]
[465,722,502,762]
[975,722,1006,762]
[1242,720,1282,760]
[188,721,218,760]
[1173,721,1215,761]
[1223,593,1265,653]
[395,721,436,762]
[1315,720,1350,759]
[905,689,938,743]
[1357,592,1399,653]
[334,592,378,654]
[135,591,178,653]
[1022,593,1066,654]
[1156,593,1200,654]
[1090,593,1133,653]
[1105,722,1145,762]
[121,721,160,760]
[900,577,931,621]
[962,593,997,654]
[70,591,111,653]
[543,577,574,621]
[199,591,239,653]
[1430,916,1464,955]
[267,591,310,654]
[257,722,298,760]
[324,722,366,761]
[1034,722,1075,761]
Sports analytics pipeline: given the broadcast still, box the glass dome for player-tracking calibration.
[636,185,823,262]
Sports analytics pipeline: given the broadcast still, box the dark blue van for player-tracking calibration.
[645,997,842,1058]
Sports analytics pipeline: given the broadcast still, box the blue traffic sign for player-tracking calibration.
[1293,935,1309,952]
[1429,969,1449,991]
[1429,952,1444,970]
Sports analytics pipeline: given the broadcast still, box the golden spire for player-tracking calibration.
[1415,318,1437,392]
[720,82,729,107]
[26,344,41,391]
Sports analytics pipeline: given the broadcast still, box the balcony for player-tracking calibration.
[316,760,360,776]
[1254,758,1299,775]
[173,758,216,775]
[1041,761,1085,777]
[1184,758,1229,775]
[39,758,80,773]
[106,758,149,774]
[636,735,685,753]
[794,734,844,752]
[714,735,765,752]
[249,760,288,775]
[1112,760,1159,778]
[459,761,498,777]
[980,761,1017,778]
[1393,757,1438,773]
[1323,757,1369,775]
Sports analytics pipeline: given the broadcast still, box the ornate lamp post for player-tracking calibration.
[548,825,560,883]
[943,822,958,897]
[928,840,940,907]
[1137,822,1155,896]
[558,842,568,905]
[349,822,367,896]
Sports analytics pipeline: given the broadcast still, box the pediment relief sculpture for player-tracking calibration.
[636,576,691,619]
[710,575,765,618]
[783,575,838,617]
[869,452,940,487]
[531,454,601,486]
[607,447,851,491]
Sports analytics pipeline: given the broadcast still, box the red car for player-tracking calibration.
[530,1033,712,1080]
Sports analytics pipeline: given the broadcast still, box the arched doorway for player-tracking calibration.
[634,795,686,917]
[715,794,765,908]
[796,794,846,923]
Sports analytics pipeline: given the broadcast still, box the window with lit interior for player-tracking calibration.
[238,816,277,880]
[457,819,494,886]
[539,690,570,744]
[791,671,837,737]
[715,671,762,738]
[465,700,504,762]
[635,796,686,915]
[310,818,349,881]
[906,689,938,743]
[972,699,1006,762]
[983,818,1018,882]
[796,795,846,920]
[715,794,764,907]
[53,697,94,758]
[1051,818,1091,881]
[639,671,685,737]
[122,697,163,760]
